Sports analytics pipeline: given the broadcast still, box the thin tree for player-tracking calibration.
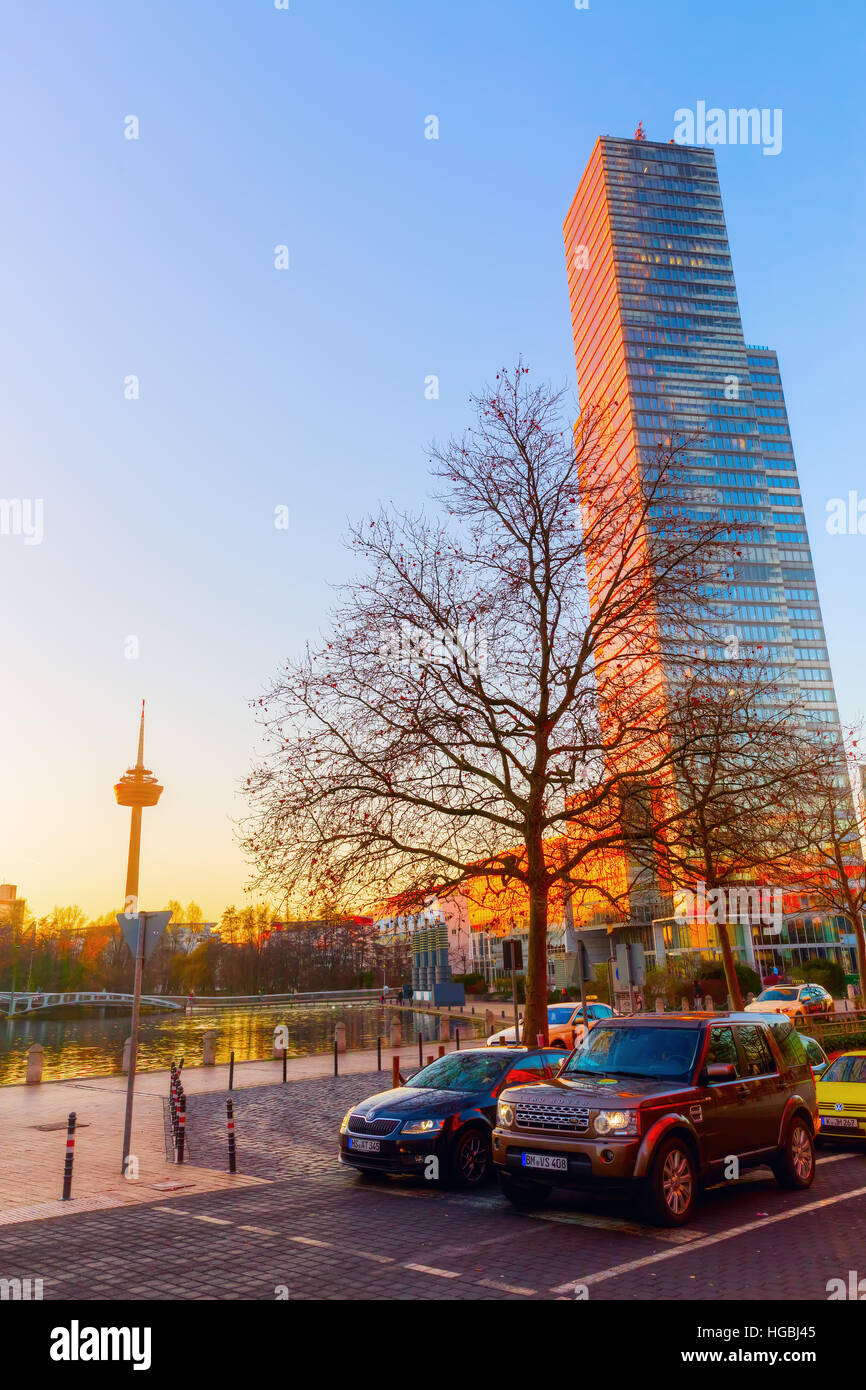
[783,732,866,998]
[647,658,835,1009]
[242,366,729,1043]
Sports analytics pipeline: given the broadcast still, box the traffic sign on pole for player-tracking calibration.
[118,910,172,962]
[117,910,172,1174]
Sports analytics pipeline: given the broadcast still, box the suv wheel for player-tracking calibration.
[641,1136,698,1227]
[772,1117,815,1190]
[498,1174,551,1208]
[448,1128,492,1187]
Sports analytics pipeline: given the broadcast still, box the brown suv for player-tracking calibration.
[492,1013,817,1225]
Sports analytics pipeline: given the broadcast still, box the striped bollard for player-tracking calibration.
[176,1094,186,1165]
[169,1067,178,1143]
[226,1097,237,1174]
[61,1111,77,1200]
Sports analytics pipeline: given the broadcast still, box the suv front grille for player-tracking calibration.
[347,1114,401,1137]
[515,1102,590,1133]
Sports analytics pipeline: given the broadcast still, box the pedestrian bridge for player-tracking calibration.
[0,990,184,1018]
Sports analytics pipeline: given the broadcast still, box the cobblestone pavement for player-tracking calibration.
[2,1067,866,1301]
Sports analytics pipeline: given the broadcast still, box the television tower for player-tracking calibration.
[114,700,163,913]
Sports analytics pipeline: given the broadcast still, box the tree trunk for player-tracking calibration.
[717,920,743,1011]
[523,878,549,1045]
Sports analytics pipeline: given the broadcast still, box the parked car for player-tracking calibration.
[491,1013,817,1226]
[816,1050,866,1145]
[487,1001,616,1049]
[744,984,834,1019]
[338,1046,564,1187]
[801,1034,831,1079]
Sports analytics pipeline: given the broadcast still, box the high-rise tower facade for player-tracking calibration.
[564,133,840,735]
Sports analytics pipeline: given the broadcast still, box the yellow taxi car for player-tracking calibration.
[815,1049,866,1144]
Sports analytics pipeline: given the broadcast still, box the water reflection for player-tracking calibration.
[0,1004,483,1085]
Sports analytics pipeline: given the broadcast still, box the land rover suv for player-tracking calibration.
[492,1013,817,1226]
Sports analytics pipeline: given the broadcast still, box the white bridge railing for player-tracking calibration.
[0,991,184,1017]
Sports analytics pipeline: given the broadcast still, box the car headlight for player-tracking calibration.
[593,1109,638,1136]
[497,1101,514,1128]
[340,1110,353,1134]
[401,1118,446,1135]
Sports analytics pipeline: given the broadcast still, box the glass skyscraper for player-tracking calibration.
[564,133,840,735]
[563,134,849,977]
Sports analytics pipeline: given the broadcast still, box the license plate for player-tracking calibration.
[821,1116,859,1130]
[522,1153,568,1171]
[348,1138,381,1152]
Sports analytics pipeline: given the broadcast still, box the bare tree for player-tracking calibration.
[242,366,730,1043]
[643,659,833,1009]
[782,733,866,997]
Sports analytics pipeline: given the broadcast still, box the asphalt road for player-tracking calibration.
[3,1073,865,1301]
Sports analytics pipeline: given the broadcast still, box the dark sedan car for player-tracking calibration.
[339,1046,564,1187]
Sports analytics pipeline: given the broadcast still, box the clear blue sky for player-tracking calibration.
[2,0,863,918]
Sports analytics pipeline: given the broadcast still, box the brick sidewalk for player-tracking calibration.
[0,1041,462,1222]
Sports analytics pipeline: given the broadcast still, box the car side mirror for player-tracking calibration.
[705,1062,737,1082]
[813,1064,827,1079]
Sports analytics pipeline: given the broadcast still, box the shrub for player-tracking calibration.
[791,957,846,997]
[701,960,762,1001]
[453,972,487,994]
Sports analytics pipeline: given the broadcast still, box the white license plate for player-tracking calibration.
[349,1137,381,1152]
[522,1153,567,1171]
[822,1116,859,1130]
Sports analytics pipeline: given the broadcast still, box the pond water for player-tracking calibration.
[0,1003,485,1086]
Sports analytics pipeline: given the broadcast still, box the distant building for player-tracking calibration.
[173,922,220,954]
[0,885,20,924]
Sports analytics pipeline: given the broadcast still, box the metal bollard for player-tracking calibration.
[282,1047,287,1083]
[176,1094,186,1164]
[226,1097,237,1174]
[169,1065,178,1143]
[377,1036,382,1070]
[333,1039,338,1076]
[392,1055,400,1088]
[418,1033,422,1068]
[456,1029,460,1050]
[61,1111,77,1200]
[228,1050,235,1091]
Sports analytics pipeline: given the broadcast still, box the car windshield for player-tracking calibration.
[405,1052,509,1092]
[561,1025,700,1083]
[758,989,799,1001]
[822,1055,866,1085]
[547,1006,578,1024]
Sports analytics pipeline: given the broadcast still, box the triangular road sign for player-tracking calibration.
[117,910,173,961]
